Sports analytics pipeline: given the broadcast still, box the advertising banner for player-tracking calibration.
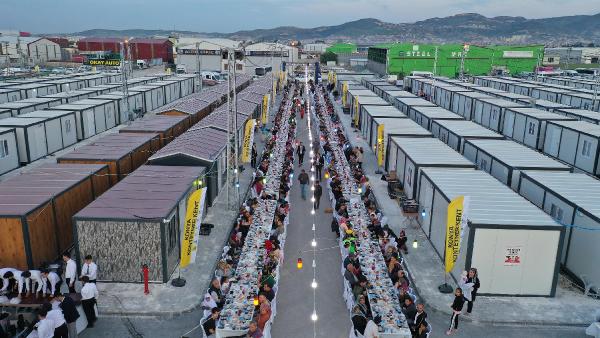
[180,188,207,268]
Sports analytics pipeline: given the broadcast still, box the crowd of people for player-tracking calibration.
[201,84,297,338]
[0,254,99,337]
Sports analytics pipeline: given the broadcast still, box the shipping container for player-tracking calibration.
[347,88,378,115]
[381,89,416,105]
[153,80,182,103]
[543,120,600,177]
[554,108,600,124]
[372,84,400,97]
[128,85,166,112]
[43,90,94,104]
[388,137,474,199]
[5,83,59,98]
[432,86,473,110]
[92,91,145,123]
[0,109,10,120]
[354,96,390,129]
[18,110,78,154]
[507,82,542,96]
[74,165,203,282]
[518,99,570,112]
[0,117,48,163]
[42,78,88,91]
[361,79,389,92]
[0,97,61,117]
[393,97,436,114]
[472,98,525,133]
[502,108,576,150]
[58,133,161,185]
[462,139,572,190]
[0,127,19,175]
[0,88,22,104]
[560,92,600,112]
[531,87,575,103]
[360,105,408,142]
[517,171,600,288]
[450,91,494,120]
[431,119,504,152]
[408,106,464,131]
[0,163,110,269]
[52,103,107,140]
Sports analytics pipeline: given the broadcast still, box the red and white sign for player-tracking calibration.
[504,246,522,266]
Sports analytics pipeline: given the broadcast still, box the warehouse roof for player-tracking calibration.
[74,165,204,220]
[420,168,560,228]
[520,171,600,220]
[391,137,475,167]
[150,126,227,163]
[77,37,124,43]
[465,139,572,170]
[432,120,505,139]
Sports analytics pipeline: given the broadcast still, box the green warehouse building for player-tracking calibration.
[367,44,544,78]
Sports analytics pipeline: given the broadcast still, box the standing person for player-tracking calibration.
[251,143,258,169]
[313,180,322,210]
[465,268,480,314]
[356,147,364,169]
[34,309,54,338]
[41,269,62,296]
[447,288,465,335]
[364,315,382,338]
[80,255,98,284]
[202,307,220,336]
[45,303,68,338]
[411,303,428,335]
[63,252,77,293]
[296,142,306,165]
[298,169,309,200]
[57,293,80,338]
[80,276,98,328]
[315,152,324,180]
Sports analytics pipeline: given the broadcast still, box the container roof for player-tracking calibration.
[421,168,560,228]
[384,90,415,97]
[363,105,407,118]
[391,137,475,167]
[357,96,389,105]
[43,90,91,98]
[19,110,75,119]
[410,106,464,120]
[395,97,437,107]
[477,98,526,108]
[197,108,248,131]
[556,108,600,122]
[506,107,576,121]
[520,171,600,220]
[120,115,189,133]
[465,139,571,170]
[75,165,203,220]
[0,117,45,126]
[0,163,108,216]
[150,126,227,163]
[433,120,505,138]
[549,120,600,138]
[526,99,570,109]
[58,133,159,161]
[19,97,60,104]
[373,118,432,137]
[348,89,378,97]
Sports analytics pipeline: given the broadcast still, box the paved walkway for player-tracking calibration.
[271,99,350,337]
[331,94,599,327]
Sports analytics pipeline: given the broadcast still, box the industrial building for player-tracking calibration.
[77,37,174,63]
[0,36,61,64]
[367,44,544,77]
[176,38,241,73]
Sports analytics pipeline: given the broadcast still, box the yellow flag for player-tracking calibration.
[377,124,385,167]
[342,81,348,106]
[241,119,256,163]
[353,95,360,126]
[262,95,269,125]
[444,196,470,273]
[180,188,207,268]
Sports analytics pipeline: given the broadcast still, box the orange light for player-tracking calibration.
[324,172,330,179]
[297,258,303,270]
[253,296,259,306]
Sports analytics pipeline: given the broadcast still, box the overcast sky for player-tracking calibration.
[1,0,599,34]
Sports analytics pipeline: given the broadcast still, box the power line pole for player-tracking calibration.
[196,42,203,93]
[460,44,469,82]
[232,50,240,208]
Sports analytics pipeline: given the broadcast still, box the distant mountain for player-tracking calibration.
[66,13,600,45]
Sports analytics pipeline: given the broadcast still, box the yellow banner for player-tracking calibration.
[342,81,348,106]
[444,196,469,273]
[377,124,385,167]
[180,188,207,268]
[353,95,360,126]
[262,95,269,125]
[241,119,256,163]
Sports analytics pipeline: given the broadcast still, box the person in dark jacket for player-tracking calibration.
[447,288,465,335]
[410,303,427,336]
[465,268,480,314]
[401,297,417,323]
[251,143,258,169]
[313,180,322,209]
[416,320,430,338]
[296,142,306,165]
[56,294,80,338]
[351,305,367,336]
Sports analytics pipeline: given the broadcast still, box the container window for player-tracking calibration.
[550,204,564,222]
[479,159,488,171]
[167,213,180,254]
[582,140,592,158]
[65,120,71,133]
[0,140,8,158]
[528,122,535,135]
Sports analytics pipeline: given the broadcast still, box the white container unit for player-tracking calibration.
[18,110,78,153]
[7,83,59,98]
[347,88,377,113]
[462,139,572,190]
[381,89,415,105]
[43,90,94,104]
[388,137,474,199]
[560,92,600,112]
[507,82,541,97]
[362,79,389,92]
[355,96,390,130]
[450,91,494,120]
[153,80,181,104]
[554,108,600,125]
[408,106,464,131]
[369,117,432,170]
[373,84,399,98]
[52,102,108,140]
[394,97,436,114]
[432,86,473,110]
[78,75,106,87]
[492,91,532,104]
[94,84,123,94]
[175,74,197,96]
[0,118,48,163]
[0,109,10,119]
[543,120,600,177]
[0,97,61,117]
[0,88,22,104]
[502,108,576,150]
[71,99,118,130]
[518,99,570,112]
[129,85,166,113]
[472,98,525,133]
[0,127,19,175]
[42,78,88,91]
[417,168,563,296]
[431,120,504,152]
[530,87,574,103]
[360,105,407,143]
[517,171,600,288]
[472,76,492,87]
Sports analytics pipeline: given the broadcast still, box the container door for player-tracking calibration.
[105,103,117,129]
[28,123,48,161]
[61,116,77,147]
[44,119,62,153]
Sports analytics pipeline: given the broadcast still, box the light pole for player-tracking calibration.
[196,42,203,93]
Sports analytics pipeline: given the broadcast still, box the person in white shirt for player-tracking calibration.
[80,276,98,328]
[0,268,20,293]
[363,315,381,338]
[34,309,54,338]
[28,270,44,297]
[41,270,62,297]
[44,304,68,338]
[62,252,77,293]
[80,255,98,283]
[16,270,31,296]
